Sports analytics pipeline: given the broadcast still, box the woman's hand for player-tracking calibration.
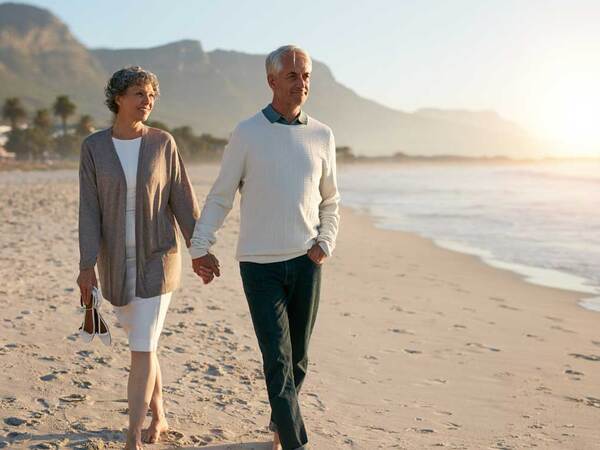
[77,268,98,306]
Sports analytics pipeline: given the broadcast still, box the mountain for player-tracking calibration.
[0,2,544,157]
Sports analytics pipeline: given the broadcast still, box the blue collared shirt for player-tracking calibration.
[262,104,308,125]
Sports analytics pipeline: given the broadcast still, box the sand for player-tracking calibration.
[0,164,599,449]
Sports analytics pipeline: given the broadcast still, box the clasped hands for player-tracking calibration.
[192,244,327,284]
[192,253,221,284]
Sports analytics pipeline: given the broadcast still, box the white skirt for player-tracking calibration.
[114,257,171,352]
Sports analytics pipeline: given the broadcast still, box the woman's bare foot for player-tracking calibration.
[272,431,282,450]
[124,429,144,450]
[143,416,169,444]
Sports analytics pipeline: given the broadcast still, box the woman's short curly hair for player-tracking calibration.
[104,66,160,114]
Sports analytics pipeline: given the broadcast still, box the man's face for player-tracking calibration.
[268,51,312,107]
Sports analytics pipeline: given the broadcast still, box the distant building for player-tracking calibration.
[0,125,10,147]
[0,146,16,159]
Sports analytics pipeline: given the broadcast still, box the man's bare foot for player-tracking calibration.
[272,431,282,450]
[143,417,169,444]
[124,429,143,450]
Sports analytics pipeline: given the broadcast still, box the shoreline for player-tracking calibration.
[348,208,600,314]
[1,163,596,310]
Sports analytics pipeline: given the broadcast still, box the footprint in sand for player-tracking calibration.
[585,397,600,408]
[4,417,26,426]
[465,342,501,352]
[59,393,86,403]
[545,315,563,322]
[73,379,93,389]
[498,304,521,311]
[306,392,326,411]
[404,349,422,355]
[349,376,367,385]
[417,378,447,387]
[444,421,461,430]
[551,325,576,334]
[408,427,435,434]
[40,373,58,382]
[569,353,600,362]
[525,333,545,342]
[564,369,584,380]
[40,369,68,381]
[389,328,415,335]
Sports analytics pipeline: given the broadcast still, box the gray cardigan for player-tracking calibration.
[78,126,200,306]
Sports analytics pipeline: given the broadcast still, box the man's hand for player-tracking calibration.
[307,243,327,265]
[77,267,98,306]
[192,253,221,284]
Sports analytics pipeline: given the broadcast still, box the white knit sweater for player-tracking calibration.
[190,111,340,263]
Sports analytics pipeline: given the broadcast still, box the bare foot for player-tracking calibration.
[143,417,169,444]
[272,431,282,450]
[124,430,143,450]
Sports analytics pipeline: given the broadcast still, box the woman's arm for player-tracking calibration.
[78,140,101,302]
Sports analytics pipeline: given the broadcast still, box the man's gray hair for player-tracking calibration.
[104,66,160,114]
[265,45,312,76]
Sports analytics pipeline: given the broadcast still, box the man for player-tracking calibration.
[190,45,340,450]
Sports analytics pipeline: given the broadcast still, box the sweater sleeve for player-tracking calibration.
[78,140,102,270]
[167,137,200,248]
[316,130,341,256]
[189,126,246,259]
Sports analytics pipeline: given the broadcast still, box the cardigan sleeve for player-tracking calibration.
[78,140,102,270]
[167,137,201,248]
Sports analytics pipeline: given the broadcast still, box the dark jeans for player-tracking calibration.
[239,254,321,450]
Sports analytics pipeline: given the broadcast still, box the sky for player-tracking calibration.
[22,0,600,153]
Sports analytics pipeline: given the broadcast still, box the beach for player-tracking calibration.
[1,164,599,449]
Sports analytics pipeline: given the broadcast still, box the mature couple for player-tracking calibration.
[77,45,340,450]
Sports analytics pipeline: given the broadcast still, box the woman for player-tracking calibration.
[77,66,204,449]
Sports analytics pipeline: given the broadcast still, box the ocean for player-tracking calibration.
[338,160,600,312]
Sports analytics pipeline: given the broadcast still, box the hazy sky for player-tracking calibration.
[24,0,600,150]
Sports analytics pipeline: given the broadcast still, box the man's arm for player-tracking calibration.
[315,130,341,258]
[189,126,246,259]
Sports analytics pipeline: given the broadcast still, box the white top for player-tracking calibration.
[190,112,340,263]
[112,137,141,253]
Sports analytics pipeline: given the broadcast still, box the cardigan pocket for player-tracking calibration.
[154,213,177,254]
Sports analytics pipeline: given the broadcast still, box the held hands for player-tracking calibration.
[77,267,98,306]
[192,253,221,284]
[192,244,324,285]
[307,243,327,265]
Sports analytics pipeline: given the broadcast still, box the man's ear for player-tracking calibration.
[267,74,276,90]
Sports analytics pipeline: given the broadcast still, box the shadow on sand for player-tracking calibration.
[180,443,272,450]
[0,430,272,450]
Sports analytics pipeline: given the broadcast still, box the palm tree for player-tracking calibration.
[2,97,27,129]
[33,109,52,131]
[75,114,94,136]
[53,95,76,136]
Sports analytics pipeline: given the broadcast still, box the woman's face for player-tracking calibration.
[116,82,156,122]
